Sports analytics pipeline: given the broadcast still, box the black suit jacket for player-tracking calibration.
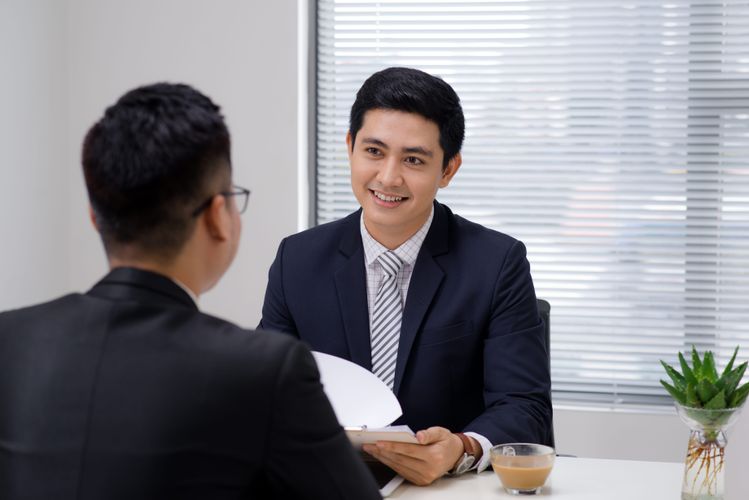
[260,202,553,446]
[0,268,381,500]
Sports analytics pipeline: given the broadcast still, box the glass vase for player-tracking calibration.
[675,402,744,500]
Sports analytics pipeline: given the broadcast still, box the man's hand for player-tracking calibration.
[362,426,465,486]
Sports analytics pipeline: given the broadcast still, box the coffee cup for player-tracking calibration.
[490,443,555,495]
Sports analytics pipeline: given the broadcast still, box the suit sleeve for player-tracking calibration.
[263,341,382,500]
[258,238,299,337]
[466,240,553,446]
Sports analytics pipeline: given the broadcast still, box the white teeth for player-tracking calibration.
[373,191,404,202]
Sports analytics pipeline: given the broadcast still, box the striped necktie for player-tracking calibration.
[371,251,404,389]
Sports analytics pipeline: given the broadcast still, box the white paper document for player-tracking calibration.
[311,351,416,444]
[345,425,418,448]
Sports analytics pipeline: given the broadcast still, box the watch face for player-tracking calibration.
[454,454,475,475]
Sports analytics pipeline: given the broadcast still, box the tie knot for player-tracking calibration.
[377,251,403,279]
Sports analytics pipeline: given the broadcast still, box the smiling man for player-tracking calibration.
[260,67,553,485]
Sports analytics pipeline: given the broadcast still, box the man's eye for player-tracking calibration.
[365,147,381,156]
[404,156,423,165]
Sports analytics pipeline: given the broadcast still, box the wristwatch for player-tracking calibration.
[451,433,483,475]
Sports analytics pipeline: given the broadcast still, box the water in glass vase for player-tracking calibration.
[681,428,726,500]
[676,404,743,500]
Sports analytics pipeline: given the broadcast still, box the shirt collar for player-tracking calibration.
[171,277,199,306]
[360,206,434,267]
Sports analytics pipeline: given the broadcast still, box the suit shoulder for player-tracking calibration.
[286,211,357,243]
[277,211,359,257]
[189,311,305,360]
[449,209,521,251]
[0,293,86,326]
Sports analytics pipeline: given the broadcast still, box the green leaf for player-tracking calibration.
[725,362,747,396]
[702,351,718,383]
[661,380,686,404]
[720,346,740,381]
[729,382,749,408]
[686,383,701,407]
[660,360,686,390]
[697,379,719,404]
[705,389,727,410]
[680,352,697,386]
[691,346,703,377]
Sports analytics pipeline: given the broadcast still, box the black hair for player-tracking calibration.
[82,82,231,258]
[349,67,465,168]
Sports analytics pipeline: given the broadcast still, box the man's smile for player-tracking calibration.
[370,189,409,206]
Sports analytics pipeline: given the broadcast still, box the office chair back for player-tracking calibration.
[537,298,554,447]
[537,298,550,371]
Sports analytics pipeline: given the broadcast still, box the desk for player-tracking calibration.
[392,456,683,499]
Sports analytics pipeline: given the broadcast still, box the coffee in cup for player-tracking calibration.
[490,443,555,495]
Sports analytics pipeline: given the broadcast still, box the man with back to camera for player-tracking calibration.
[260,67,553,485]
[0,83,381,500]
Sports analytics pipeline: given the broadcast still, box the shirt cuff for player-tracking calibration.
[464,431,492,473]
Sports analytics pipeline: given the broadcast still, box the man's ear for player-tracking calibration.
[439,153,462,188]
[345,131,354,161]
[88,205,100,232]
[202,195,231,242]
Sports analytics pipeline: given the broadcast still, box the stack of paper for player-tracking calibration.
[311,351,417,446]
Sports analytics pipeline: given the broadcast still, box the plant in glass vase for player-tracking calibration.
[661,346,749,500]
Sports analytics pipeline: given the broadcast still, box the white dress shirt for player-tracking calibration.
[171,277,199,306]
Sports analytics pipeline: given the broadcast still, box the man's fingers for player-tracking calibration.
[364,427,462,486]
[364,442,444,486]
[364,444,421,476]
[416,426,451,445]
[367,447,436,486]
[369,446,424,470]
[373,440,429,458]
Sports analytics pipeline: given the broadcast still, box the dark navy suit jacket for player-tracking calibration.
[260,202,553,446]
[0,268,380,500]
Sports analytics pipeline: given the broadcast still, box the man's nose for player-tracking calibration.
[378,157,403,187]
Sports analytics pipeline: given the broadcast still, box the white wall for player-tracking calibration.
[2,0,708,465]
[725,406,749,499]
[0,0,70,310]
[64,0,300,326]
[2,0,299,324]
[555,406,686,462]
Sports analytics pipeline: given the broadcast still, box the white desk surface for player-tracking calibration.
[391,456,683,499]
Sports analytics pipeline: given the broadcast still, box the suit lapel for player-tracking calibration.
[393,202,449,394]
[334,211,373,370]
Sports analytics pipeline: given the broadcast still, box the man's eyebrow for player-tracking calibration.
[402,146,433,157]
[360,138,434,158]
[361,137,388,148]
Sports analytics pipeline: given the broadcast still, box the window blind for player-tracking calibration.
[315,0,749,406]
